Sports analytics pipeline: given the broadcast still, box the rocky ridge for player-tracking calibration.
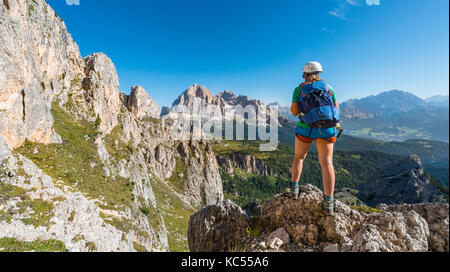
[217,153,276,176]
[188,184,449,252]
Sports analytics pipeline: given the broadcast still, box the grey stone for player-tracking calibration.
[188,200,249,252]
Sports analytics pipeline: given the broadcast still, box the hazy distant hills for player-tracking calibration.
[338,90,448,142]
[426,95,449,108]
[340,90,426,118]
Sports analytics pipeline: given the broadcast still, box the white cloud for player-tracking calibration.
[328,0,362,20]
[346,0,359,6]
[329,9,347,19]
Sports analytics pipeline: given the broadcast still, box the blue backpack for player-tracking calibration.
[297,80,340,128]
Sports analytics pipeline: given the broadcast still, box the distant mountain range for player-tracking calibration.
[167,84,268,116]
[338,90,449,142]
[161,84,290,132]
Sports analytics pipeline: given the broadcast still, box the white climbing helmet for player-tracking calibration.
[302,61,323,74]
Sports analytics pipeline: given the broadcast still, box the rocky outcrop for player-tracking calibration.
[188,200,249,252]
[175,141,224,208]
[217,153,276,176]
[377,203,449,252]
[188,184,449,252]
[123,86,161,119]
[82,53,121,134]
[357,155,442,206]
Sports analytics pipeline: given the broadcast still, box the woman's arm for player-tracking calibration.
[291,87,301,117]
[329,85,339,109]
[291,102,299,117]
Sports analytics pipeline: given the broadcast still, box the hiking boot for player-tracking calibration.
[285,182,300,200]
[322,195,335,216]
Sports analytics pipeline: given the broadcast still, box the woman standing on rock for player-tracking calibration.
[288,62,341,216]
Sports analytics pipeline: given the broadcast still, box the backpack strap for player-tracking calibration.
[299,83,307,97]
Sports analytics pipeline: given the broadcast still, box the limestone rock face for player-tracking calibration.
[378,203,449,252]
[82,53,121,134]
[177,141,224,208]
[124,86,160,119]
[350,211,429,252]
[188,184,448,252]
[188,200,249,252]
[0,0,84,148]
[357,155,442,206]
[217,153,275,176]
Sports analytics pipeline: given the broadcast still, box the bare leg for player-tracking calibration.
[291,137,312,183]
[315,139,335,197]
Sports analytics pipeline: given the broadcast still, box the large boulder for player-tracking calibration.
[188,200,249,252]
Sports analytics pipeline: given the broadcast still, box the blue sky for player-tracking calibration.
[48,0,449,107]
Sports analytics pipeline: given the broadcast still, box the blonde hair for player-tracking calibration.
[301,73,321,87]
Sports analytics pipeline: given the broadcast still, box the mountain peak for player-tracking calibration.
[172,84,218,107]
[185,84,213,97]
